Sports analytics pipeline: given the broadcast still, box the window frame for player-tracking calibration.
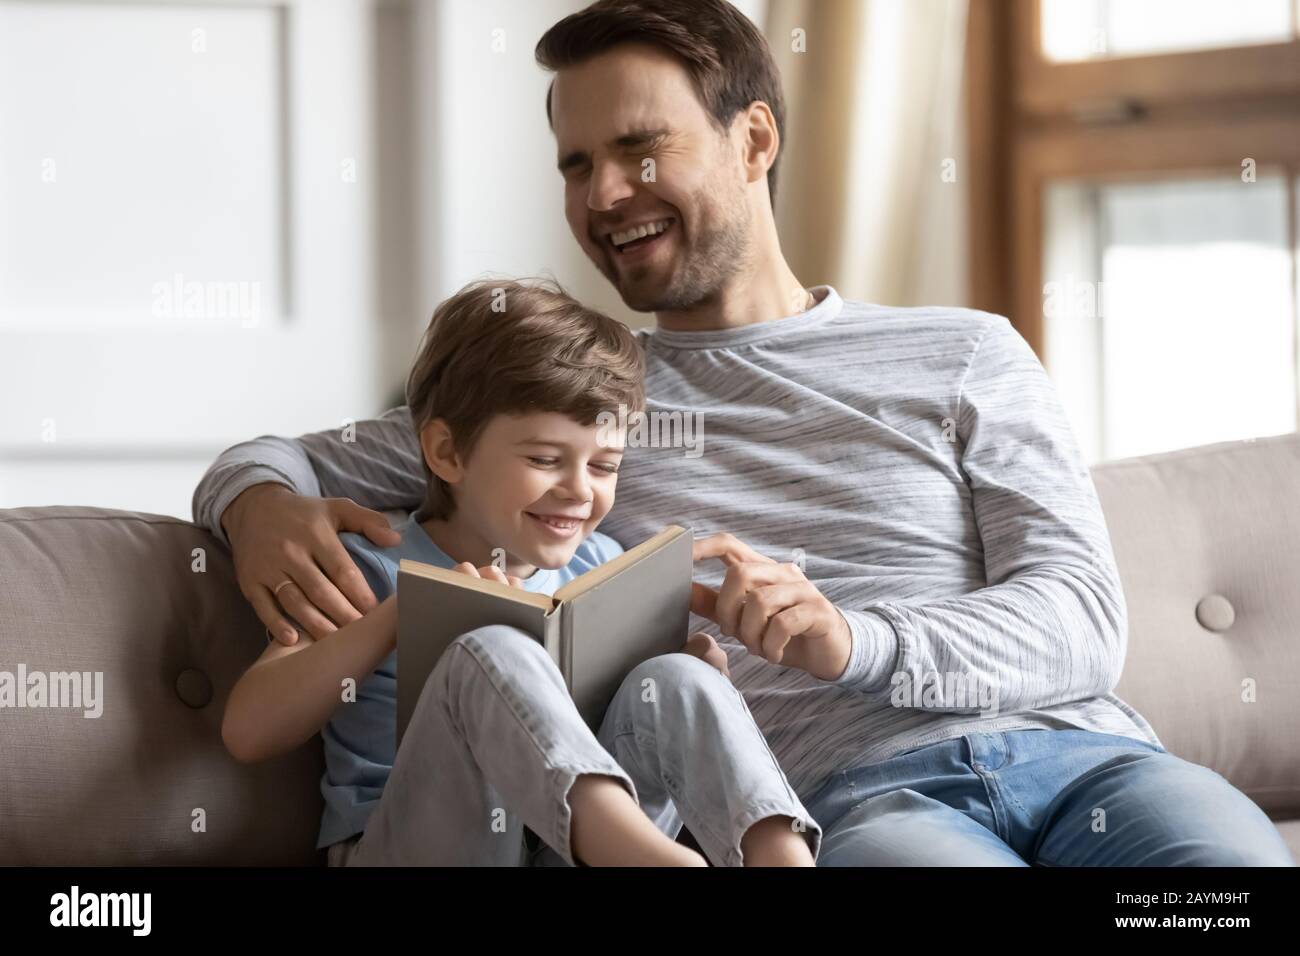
[967,0,1300,357]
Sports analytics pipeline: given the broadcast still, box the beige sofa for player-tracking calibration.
[1,433,1298,865]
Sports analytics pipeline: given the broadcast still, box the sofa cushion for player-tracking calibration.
[1094,433,1300,818]
[0,507,324,865]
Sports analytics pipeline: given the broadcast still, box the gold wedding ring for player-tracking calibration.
[273,579,295,598]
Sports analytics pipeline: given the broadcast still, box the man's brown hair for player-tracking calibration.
[536,0,786,206]
[405,278,645,520]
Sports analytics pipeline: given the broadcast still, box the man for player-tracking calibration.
[194,0,1293,865]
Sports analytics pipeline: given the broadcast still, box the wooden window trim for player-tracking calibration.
[1012,114,1300,356]
[1015,2,1300,120]
[967,0,1300,355]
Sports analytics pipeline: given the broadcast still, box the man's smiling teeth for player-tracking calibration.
[611,219,670,248]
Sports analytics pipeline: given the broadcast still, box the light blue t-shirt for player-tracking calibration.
[316,513,625,849]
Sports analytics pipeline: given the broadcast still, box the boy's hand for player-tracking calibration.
[681,631,730,678]
[452,561,526,590]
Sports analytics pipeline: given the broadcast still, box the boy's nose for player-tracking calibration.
[554,467,592,502]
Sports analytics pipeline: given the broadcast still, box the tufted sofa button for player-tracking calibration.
[175,668,213,709]
[1195,594,1235,632]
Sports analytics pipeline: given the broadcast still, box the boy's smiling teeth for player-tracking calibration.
[527,512,582,530]
[611,219,670,248]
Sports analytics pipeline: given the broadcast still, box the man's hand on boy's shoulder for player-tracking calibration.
[452,561,526,590]
[222,483,403,646]
[689,532,853,682]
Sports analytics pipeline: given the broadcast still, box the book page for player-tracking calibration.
[552,525,687,604]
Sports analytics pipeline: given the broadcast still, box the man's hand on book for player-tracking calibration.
[451,562,526,590]
[690,532,853,682]
[222,483,402,646]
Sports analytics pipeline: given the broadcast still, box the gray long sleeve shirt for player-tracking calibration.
[194,285,1161,800]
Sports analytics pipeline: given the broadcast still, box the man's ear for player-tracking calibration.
[737,100,779,189]
[419,419,464,486]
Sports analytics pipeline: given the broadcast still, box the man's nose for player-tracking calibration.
[587,158,635,212]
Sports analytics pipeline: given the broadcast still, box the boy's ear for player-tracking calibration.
[419,419,464,485]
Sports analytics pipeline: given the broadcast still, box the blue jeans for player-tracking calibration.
[803,729,1295,866]
[335,624,820,867]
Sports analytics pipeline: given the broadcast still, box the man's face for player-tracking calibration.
[551,43,752,313]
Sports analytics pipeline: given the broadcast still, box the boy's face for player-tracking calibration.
[551,43,752,314]
[451,411,625,570]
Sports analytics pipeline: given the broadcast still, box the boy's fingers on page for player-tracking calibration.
[479,566,510,586]
[452,561,481,577]
[330,498,402,547]
[249,586,299,645]
[507,575,524,589]
[692,533,776,568]
[690,581,720,621]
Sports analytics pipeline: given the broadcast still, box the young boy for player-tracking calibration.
[221,279,820,866]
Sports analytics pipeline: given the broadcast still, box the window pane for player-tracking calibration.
[1043,174,1297,462]
[1041,0,1295,62]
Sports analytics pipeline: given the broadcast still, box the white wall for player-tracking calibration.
[0,0,772,519]
[0,0,401,518]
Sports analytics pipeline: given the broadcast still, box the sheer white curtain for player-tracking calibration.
[766,0,970,307]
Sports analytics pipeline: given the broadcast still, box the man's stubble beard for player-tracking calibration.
[611,185,752,314]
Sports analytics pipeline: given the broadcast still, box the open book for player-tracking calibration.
[395,525,692,749]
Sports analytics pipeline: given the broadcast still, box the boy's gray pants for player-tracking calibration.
[327,624,820,867]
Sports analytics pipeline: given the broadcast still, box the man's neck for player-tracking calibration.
[654,249,810,333]
[420,514,537,579]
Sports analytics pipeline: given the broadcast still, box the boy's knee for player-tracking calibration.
[619,652,723,704]
[451,624,544,662]
[426,625,548,696]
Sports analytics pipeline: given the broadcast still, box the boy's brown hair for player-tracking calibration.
[405,278,645,520]
[535,0,786,206]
